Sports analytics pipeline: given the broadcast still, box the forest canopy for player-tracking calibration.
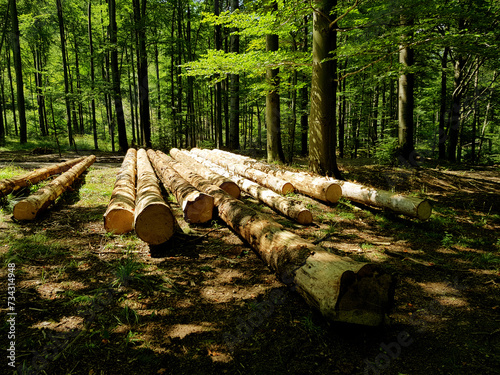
[0,0,499,169]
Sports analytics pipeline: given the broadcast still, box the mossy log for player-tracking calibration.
[162,151,394,326]
[0,156,87,198]
[147,149,214,224]
[134,149,177,245]
[103,148,137,234]
[13,155,96,220]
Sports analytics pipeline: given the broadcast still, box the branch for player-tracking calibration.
[330,0,359,29]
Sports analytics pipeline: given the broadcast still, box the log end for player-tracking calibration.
[183,194,214,224]
[13,200,37,221]
[281,182,295,195]
[220,181,241,199]
[416,200,432,220]
[104,208,135,234]
[297,209,313,225]
[325,183,342,203]
[134,203,176,245]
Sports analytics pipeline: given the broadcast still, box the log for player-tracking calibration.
[0,156,88,197]
[188,148,295,195]
[169,148,240,199]
[103,148,137,234]
[147,149,214,224]
[191,148,340,202]
[134,149,177,245]
[13,155,96,220]
[335,180,432,220]
[185,151,312,225]
[162,151,394,326]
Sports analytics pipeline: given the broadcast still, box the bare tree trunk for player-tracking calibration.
[229,0,240,150]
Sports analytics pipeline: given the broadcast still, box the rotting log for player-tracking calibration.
[335,180,432,220]
[186,151,312,225]
[134,149,177,245]
[147,149,214,224]
[103,148,137,234]
[163,151,395,326]
[13,155,96,220]
[0,156,87,198]
[169,148,240,199]
[188,148,295,195]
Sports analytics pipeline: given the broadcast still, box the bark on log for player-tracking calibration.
[186,151,312,225]
[163,151,394,326]
[169,148,240,199]
[13,155,96,220]
[335,180,432,220]
[147,149,214,224]
[134,149,177,245]
[103,148,137,234]
[0,156,87,197]
[188,148,295,195]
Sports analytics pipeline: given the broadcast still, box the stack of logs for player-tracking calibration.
[0,155,96,220]
[103,148,411,326]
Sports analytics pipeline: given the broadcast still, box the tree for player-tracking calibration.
[229,0,240,150]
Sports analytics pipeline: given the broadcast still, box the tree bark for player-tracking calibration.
[0,156,87,198]
[229,0,240,150]
[148,149,214,224]
[104,149,137,234]
[13,156,96,220]
[134,149,176,245]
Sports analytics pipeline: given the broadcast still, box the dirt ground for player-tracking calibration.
[0,150,499,375]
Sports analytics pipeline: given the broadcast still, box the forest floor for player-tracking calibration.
[0,149,499,375]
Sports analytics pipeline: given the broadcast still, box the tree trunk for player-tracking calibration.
[229,0,240,150]
[167,153,394,326]
[104,149,137,234]
[192,148,341,203]
[0,156,87,198]
[134,149,176,245]
[13,156,96,220]
[148,149,214,224]
[169,148,240,199]
[309,0,341,178]
[9,0,27,144]
[438,47,449,160]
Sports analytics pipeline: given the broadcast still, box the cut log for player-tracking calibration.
[169,148,240,199]
[163,151,394,326]
[187,148,295,195]
[147,149,214,224]
[335,180,432,220]
[0,156,88,197]
[103,148,137,234]
[192,148,341,202]
[185,151,312,225]
[13,155,96,220]
[134,149,177,245]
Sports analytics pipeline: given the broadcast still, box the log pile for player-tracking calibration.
[13,155,96,220]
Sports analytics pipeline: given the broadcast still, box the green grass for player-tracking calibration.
[1,233,68,265]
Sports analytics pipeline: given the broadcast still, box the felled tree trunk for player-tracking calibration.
[191,148,341,203]
[147,149,214,224]
[0,156,87,197]
[186,151,312,225]
[13,155,96,220]
[188,148,294,195]
[134,149,177,245]
[165,151,394,326]
[104,148,136,234]
[169,148,240,198]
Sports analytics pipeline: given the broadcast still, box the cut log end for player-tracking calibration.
[416,200,432,220]
[297,209,313,225]
[183,194,215,224]
[104,208,135,234]
[281,182,294,195]
[220,181,241,199]
[326,183,342,203]
[134,203,176,245]
[12,200,37,221]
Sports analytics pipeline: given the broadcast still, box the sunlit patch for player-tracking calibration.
[167,322,218,339]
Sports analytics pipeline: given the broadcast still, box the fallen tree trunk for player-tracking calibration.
[188,148,295,195]
[169,148,240,199]
[147,149,214,224]
[134,149,177,245]
[103,148,137,234]
[336,180,432,220]
[0,156,87,197]
[162,151,394,326]
[13,155,96,220]
[192,148,341,202]
[185,151,312,225]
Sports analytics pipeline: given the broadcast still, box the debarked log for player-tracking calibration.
[13,155,96,220]
[104,148,137,234]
